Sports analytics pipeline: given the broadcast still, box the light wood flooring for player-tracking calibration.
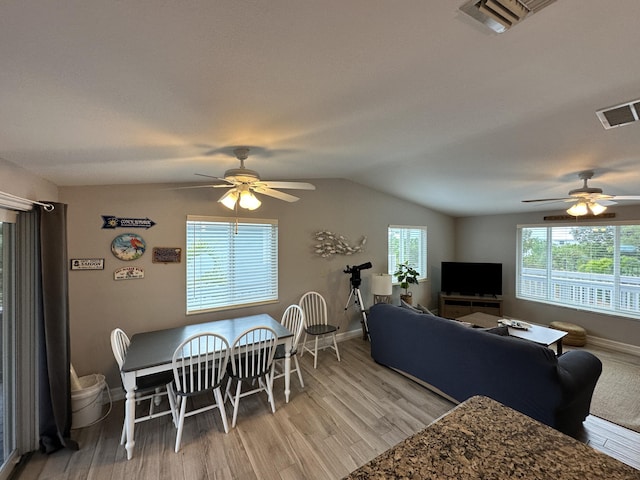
[14,338,640,479]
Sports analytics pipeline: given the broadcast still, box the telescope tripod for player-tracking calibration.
[345,286,369,340]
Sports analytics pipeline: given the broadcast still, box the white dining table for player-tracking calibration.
[120,313,293,460]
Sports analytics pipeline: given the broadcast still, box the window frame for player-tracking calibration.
[516,221,640,320]
[387,225,428,282]
[186,215,278,315]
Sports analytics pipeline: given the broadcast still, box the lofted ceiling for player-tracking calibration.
[2,1,640,217]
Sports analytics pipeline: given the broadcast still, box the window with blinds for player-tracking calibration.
[388,225,427,280]
[186,216,278,314]
[517,223,640,320]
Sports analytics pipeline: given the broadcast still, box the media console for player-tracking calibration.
[438,293,503,319]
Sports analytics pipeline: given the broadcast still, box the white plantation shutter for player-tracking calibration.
[186,216,278,313]
[388,225,427,279]
[517,223,640,319]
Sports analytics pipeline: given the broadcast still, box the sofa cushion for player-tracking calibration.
[416,303,435,315]
[400,299,422,313]
[481,325,510,336]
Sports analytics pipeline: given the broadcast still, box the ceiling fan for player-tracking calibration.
[192,147,315,210]
[522,170,640,216]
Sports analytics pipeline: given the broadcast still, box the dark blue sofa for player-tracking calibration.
[368,303,602,436]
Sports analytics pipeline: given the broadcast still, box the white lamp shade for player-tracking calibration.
[219,189,239,210]
[588,202,607,215]
[237,185,262,210]
[371,273,393,295]
[567,201,588,216]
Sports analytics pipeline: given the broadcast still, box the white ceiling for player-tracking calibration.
[2,0,640,217]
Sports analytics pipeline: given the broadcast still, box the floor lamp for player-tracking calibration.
[371,273,393,304]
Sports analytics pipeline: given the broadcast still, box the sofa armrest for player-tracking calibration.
[557,350,602,397]
[555,350,602,435]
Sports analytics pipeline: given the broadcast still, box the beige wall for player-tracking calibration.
[455,206,640,347]
[60,179,455,387]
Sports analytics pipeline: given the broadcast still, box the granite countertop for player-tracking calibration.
[344,395,639,479]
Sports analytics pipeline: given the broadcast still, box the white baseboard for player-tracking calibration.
[586,335,640,356]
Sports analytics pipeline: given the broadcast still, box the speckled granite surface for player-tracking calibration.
[345,396,639,479]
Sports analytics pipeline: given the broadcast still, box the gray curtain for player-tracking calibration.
[36,202,78,453]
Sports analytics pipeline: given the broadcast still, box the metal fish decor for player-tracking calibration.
[314,231,366,258]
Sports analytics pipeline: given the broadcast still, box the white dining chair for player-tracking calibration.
[225,326,278,428]
[171,332,230,452]
[110,328,176,445]
[270,304,305,391]
[299,291,341,368]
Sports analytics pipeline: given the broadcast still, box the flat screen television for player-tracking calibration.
[441,262,502,296]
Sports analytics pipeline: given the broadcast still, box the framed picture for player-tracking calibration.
[152,247,182,264]
[70,258,105,270]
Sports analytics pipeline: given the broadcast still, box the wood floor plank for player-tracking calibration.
[15,338,640,479]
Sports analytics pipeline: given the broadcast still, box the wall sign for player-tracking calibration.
[70,258,104,270]
[111,233,146,261]
[102,215,156,229]
[152,247,182,263]
[114,266,145,280]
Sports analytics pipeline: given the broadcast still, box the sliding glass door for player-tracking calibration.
[0,222,17,479]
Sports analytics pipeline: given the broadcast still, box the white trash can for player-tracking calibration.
[71,373,106,429]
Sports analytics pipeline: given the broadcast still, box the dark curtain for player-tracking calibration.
[37,202,78,453]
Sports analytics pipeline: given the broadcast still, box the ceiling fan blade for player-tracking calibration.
[611,195,640,201]
[257,181,316,190]
[194,173,226,181]
[171,184,231,190]
[253,186,300,202]
[521,197,571,203]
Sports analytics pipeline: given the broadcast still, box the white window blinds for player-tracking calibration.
[186,216,278,314]
[517,223,640,319]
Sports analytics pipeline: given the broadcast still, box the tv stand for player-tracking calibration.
[439,293,503,319]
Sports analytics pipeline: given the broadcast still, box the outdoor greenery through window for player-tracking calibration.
[388,225,427,281]
[186,216,278,314]
[517,223,640,319]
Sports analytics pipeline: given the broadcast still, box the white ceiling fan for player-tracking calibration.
[191,147,315,210]
[522,170,640,216]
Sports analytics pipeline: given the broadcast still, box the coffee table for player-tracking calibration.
[457,312,568,355]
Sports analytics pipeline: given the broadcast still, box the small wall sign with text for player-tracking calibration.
[70,258,105,270]
[152,247,182,263]
[102,215,156,229]
[114,266,145,280]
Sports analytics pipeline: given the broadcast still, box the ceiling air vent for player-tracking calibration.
[460,0,556,33]
[596,100,640,129]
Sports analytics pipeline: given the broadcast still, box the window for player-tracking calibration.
[517,223,640,320]
[388,225,427,280]
[186,216,278,314]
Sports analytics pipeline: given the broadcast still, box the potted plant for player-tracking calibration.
[393,262,420,305]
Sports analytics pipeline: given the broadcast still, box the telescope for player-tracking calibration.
[344,262,372,288]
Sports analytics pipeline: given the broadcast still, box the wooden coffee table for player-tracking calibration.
[457,312,568,355]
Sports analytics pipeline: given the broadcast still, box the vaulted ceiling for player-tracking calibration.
[2,1,640,216]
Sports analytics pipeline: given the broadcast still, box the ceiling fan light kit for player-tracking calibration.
[566,201,606,217]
